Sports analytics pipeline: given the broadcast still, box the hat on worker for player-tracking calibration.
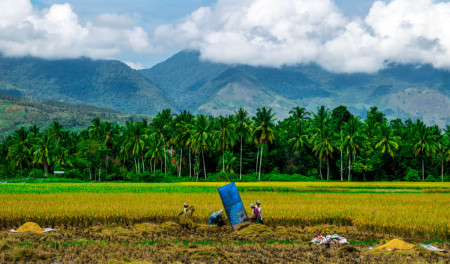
[250,203,255,208]
[183,202,188,207]
[256,200,261,204]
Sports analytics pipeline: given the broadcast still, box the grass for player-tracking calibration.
[0,181,449,194]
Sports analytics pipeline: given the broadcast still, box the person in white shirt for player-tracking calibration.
[256,200,263,222]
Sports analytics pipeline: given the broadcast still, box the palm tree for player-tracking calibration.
[341,117,366,181]
[288,106,310,154]
[221,151,238,174]
[234,108,251,179]
[88,117,102,140]
[52,142,73,170]
[289,106,310,126]
[76,139,100,181]
[151,114,171,174]
[332,106,351,181]
[366,107,386,124]
[50,121,65,141]
[311,106,330,179]
[445,127,450,180]
[288,121,309,153]
[181,113,195,177]
[145,134,164,172]
[432,125,447,182]
[214,115,236,173]
[252,107,276,180]
[312,126,335,181]
[7,127,33,170]
[123,121,146,174]
[374,122,400,157]
[31,132,52,177]
[411,120,436,180]
[187,115,211,179]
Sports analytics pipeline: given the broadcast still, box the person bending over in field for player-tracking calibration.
[250,203,262,224]
[256,200,263,224]
[178,202,192,216]
[208,209,224,225]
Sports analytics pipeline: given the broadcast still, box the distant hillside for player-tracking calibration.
[0,93,145,139]
[0,51,448,126]
[141,50,450,126]
[0,56,171,115]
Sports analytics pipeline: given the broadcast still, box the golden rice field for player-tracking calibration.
[0,182,449,241]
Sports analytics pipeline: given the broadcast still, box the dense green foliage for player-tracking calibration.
[0,105,449,182]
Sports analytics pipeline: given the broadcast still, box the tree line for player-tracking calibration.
[0,106,449,182]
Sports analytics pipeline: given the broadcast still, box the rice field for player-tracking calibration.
[1,182,449,241]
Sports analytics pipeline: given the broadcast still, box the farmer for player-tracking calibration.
[208,209,224,225]
[178,202,190,216]
[256,200,263,223]
[250,203,262,224]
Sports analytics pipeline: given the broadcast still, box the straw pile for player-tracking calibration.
[376,239,414,250]
[16,222,44,233]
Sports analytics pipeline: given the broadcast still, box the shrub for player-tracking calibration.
[425,174,438,182]
[404,169,420,182]
[29,168,44,178]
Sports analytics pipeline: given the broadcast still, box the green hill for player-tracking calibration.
[0,56,171,115]
[0,93,145,139]
[140,50,450,126]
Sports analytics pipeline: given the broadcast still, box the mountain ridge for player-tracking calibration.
[0,50,448,127]
[0,56,171,115]
[140,50,450,126]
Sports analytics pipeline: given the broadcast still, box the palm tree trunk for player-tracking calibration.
[137,158,140,174]
[44,162,48,178]
[340,126,343,181]
[134,158,138,174]
[89,167,92,181]
[348,155,351,182]
[99,167,101,182]
[189,148,192,177]
[319,159,323,180]
[326,157,329,181]
[202,149,207,179]
[340,151,343,181]
[422,153,425,181]
[163,139,167,174]
[179,147,183,177]
[442,152,444,182]
[222,149,225,172]
[259,145,263,181]
[142,155,145,172]
[240,135,243,180]
[256,146,259,175]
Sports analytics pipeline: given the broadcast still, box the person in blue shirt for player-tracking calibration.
[208,209,224,225]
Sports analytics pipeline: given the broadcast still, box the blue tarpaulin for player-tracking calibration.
[218,182,248,228]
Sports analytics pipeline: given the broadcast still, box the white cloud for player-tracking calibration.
[2,0,450,73]
[124,61,144,70]
[0,0,154,59]
[155,0,450,73]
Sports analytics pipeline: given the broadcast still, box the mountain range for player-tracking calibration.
[1,50,449,127]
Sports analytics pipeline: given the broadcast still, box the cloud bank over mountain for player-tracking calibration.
[1,0,450,73]
[156,0,450,73]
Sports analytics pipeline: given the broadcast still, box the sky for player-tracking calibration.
[1,0,450,72]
